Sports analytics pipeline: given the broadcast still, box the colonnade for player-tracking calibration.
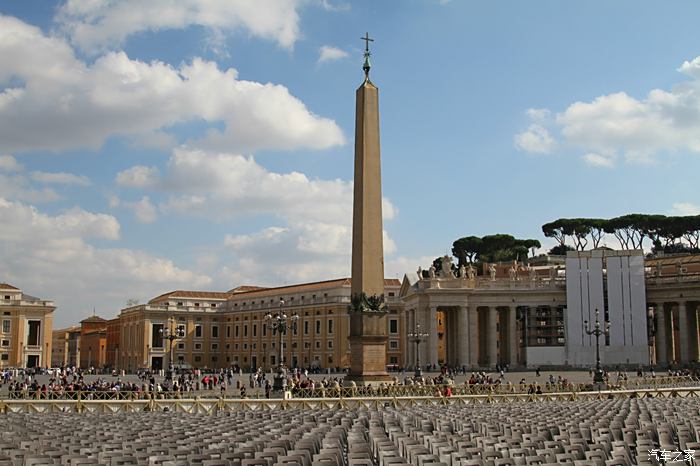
[651,301,700,365]
[404,305,520,369]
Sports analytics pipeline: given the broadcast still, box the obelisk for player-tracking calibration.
[346,33,392,385]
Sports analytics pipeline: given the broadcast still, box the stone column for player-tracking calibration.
[669,305,677,363]
[488,307,498,368]
[679,301,689,363]
[457,306,469,367]
[405,309,413,368]
[694,304,700,363]
[656,305,668,365]
[468,305,479,367]
[508,305,518,367]
[428,306,438,370]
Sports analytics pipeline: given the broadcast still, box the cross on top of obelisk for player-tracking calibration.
[361,32,374,79]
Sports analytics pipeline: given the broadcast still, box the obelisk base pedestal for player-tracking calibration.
[344,335,393,386]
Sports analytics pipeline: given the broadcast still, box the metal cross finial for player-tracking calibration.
[361,32,374,51]
[361,32,374,79]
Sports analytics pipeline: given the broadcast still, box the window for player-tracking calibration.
[177,302,183,306]
[151,324,163,348]
[194,356,201,363]
[244,325,248,337]
[1,320,9,334]
[177,324,186,335]
[27,320,40,346]
[388,292,395,297]
[253,324,257,337]
[177,342,185,350]
[315,320,321,334]
[315,341,321,349]
[262,325,266,336]
[0,354,7,361]
[1,340,8,347]
[327,340,333,349]
[389,319,398,334]
[226,326,231,338]
[328,319,334,334]
[389,340,399,350]
[194,325,202,338]
[389,356,398,364]
[211,356,218,362]
[211,343,218,350]
[235,326,239,338]
[212,326,219,338]
[194,343,202,351]
[194,302,200,307]
[211,303,217,308]
[3,295,9,300]
[304,321,309,335]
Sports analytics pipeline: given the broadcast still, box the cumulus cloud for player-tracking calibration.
[55,0,302,54]
[0,197,210,325]
[111,147,400,287]
[115,165,160,188]
[0,172,61,203]
[582,153,615,168]
[147,147,396,224]
[0,155,23,172]
[517,54,700,165]
[0,15,344,154]
[671,202,700,216]
[514,124,556,154]
[318,45,348,64]
[132,196,158,223]
[30,171,91,186]
[108,195,159,223]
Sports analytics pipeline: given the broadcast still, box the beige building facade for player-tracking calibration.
[0,283,55,368]
[51,325,80,367]
[401,253,700,369]
[113,279,403,372]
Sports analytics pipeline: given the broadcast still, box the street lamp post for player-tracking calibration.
[159,317,185,380]
[584,308,610,385]
[407,323,429,379]
[264,300,299,391]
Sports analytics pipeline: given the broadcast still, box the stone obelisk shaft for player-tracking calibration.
[346,68,391,384]
[351,79,384,299]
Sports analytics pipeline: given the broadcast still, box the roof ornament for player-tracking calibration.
[361,32,374,80]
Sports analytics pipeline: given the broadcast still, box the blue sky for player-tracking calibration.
[2,0,700,326]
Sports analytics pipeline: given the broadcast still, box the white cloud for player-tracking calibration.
[318,45,348,64]
[518,54,700,163]
[0,197,210,325]
[56,0,302,54]
[514,124,556,154]
[671,202,700,216]
[117,147,402,287]
[154,147,396,224]
[0,172,61,203]
[526,108,550,121]
[582,152,615,168]
[31,171,91,186]
[132,196,158,223]
[0,155,23,172]
[0,15,344,154]
[115,165,160,188]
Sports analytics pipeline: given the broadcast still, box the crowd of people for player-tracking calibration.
[0,364,698,400]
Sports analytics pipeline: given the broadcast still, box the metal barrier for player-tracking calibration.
[1,386,699,414]
[290,376,700,398]
[2,376,696,401]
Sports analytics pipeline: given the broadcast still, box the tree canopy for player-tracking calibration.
[542,215,700,253]
[451,234,541,267]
